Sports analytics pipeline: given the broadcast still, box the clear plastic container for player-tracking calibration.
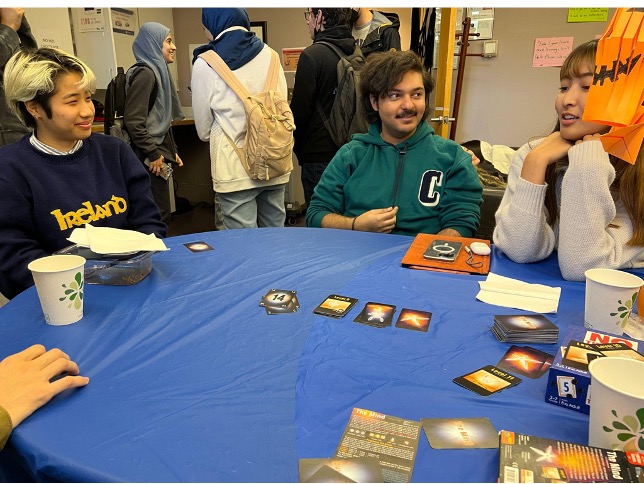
[55,244,153,285]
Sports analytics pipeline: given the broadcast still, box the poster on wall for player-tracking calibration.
[111,8,135,36]
[532,37,574,67]
[466,7,494,40]
[35,28,65,50]
[78,8,105,32]
[282,48,305,72]
[567,8,609,23]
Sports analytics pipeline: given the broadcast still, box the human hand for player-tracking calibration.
[461,146,480,166]
[527,131,574,167]
[148,155,164,176]
[0,8,25,31]
[175,153,183,167]
[575,133,603,145]
[354,207,398,233]
[0,345,89,428]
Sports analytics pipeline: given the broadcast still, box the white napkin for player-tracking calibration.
[476,272,561,313]
[68,224,168,254]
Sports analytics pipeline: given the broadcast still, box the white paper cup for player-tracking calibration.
[28,255,86,326]
[584,268,643,336]
[588,357,644,452]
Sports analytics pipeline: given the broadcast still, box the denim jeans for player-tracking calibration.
[301,162,329,208]
[218,184,287,229]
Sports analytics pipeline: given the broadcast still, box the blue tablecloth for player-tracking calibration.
[0,228,613,482]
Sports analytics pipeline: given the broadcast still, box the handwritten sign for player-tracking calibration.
[282,48,305,72]
[532,37,574,68]
[567,8,609,23]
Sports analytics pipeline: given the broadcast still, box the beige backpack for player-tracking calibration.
[199,50,295,181]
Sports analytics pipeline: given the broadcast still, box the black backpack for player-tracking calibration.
[315,42,369,148]
[103,63,157,141]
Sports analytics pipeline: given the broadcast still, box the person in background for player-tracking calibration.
[0,345,88,451]
[350,8,401,57]
[124,22,184,227]
[494,40,644,281]
[290,8,354,208]
[0,47,165,299]
[0,8,37,147]
[306,50,481,236]
[191,8,290,229]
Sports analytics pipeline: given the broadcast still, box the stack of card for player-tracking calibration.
[492,314,559,344]
[259,289,300,314]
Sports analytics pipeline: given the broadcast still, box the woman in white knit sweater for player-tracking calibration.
[494,40,644,281]
[190,8,290,230]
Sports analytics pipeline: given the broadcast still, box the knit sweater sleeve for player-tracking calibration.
[0,405,12,451]
[0,178,49,298]
[557,140,644,280]
[493,140,556,263]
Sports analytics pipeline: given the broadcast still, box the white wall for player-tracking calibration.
[24,8,74,54]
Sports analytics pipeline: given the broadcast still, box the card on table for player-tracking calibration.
[591,342,644,362]
[313,294,358,318]
[561,340,603,371]
[395,308,432,332]
[298,457,383,483]
[453,365,522,397]
[259,289,300,314]
[183,241,214,252]
[496,345,555,379]
[421,417,498,449]
[353,302,396,328]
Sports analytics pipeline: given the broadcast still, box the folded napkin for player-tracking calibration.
[476,272,561,313]
[68,224,168,254]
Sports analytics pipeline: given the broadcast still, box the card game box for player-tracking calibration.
[498,430,644,483]
[545,325,643,414]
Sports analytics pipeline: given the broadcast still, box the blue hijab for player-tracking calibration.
[130,22,184,145]
[191,8,264,69]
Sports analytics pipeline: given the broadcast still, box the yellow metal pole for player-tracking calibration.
[430,7,456,139]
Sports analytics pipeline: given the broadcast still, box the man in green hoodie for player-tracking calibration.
[306,50,482,237]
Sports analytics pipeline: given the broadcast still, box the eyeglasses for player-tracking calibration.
[303,10,312,21]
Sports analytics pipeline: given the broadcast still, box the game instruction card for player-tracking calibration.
[335,408,421,483]
[298,457,383,483]
[421,417,498,449]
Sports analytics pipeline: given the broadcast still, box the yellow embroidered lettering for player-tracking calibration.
[111,195,127,214]
[50,209,68,230]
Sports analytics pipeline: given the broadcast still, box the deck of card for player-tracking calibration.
[259,289,300,314]
[492,314,559,344]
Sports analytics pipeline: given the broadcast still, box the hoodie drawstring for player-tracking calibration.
[390,142,408,207]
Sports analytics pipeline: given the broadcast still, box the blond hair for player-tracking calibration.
[4,47,96,129]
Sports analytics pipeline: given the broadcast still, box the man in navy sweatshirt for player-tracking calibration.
[0,47,165,299]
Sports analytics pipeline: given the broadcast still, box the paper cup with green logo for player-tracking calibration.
[588,357,644,452]
[584,268,643,336]
[28,255,86,326]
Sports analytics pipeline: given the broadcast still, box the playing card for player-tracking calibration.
[421,417,498,449]
[313,294,358,318]
[395,308,432,332]
[591,342,644,361]
[561,340,603,371]
[453,365,522,397]
[183,241,214,252]
[353,302,396,328]
[496,345,554,379]
[298,457,383,483]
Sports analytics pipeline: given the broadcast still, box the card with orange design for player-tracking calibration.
[496,345,554,379]
[395,308,432,332]
[353,302,396,328]
[453,365,522,397]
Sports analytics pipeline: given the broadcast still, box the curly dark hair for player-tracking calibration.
[359,50,435,125]
[310,8,351,28]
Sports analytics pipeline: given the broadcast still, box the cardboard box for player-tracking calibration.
[545,325,642,414]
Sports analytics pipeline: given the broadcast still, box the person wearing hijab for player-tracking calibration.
[191,8,291,230]
[124,22,184,227]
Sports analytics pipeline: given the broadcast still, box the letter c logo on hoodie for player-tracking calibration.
[418,170,443,207]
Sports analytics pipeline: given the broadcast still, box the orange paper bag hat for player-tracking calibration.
[583,8,644,164]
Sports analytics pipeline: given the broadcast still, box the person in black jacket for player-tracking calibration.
[124,22,184,227]
[350,9,401,57]
[290,8,354,208]
[0,8,37,147]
